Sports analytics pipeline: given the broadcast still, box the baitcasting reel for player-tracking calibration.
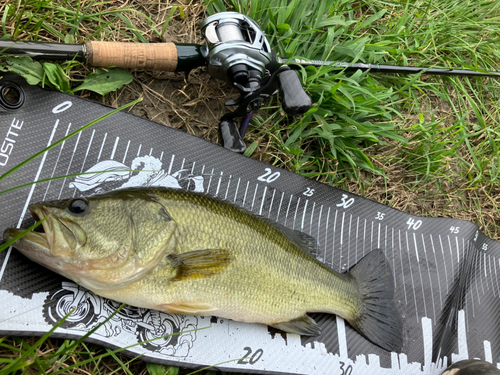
[200,12,312,153]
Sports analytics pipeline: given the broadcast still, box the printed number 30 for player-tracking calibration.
[340,361,353,375]
[336,194,354,208]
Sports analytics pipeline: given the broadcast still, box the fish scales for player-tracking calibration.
[101,190,357,324]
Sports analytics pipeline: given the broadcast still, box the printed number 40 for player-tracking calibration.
[407,218,422,230]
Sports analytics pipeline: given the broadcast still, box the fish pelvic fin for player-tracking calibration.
[158,302,218,315]
[168,249,233,282]
[270,315,321,336]
[347,248,403,352]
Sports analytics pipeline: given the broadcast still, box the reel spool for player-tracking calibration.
[200,12,274,94]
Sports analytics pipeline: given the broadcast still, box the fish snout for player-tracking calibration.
[3,227,21,242]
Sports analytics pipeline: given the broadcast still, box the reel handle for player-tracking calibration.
[278,69,311,115]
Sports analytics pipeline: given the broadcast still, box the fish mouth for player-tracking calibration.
[3,227,49,251]
[3,204,56,255]
[3,204,80,278]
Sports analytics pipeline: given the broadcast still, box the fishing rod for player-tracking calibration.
[1,12,499,152]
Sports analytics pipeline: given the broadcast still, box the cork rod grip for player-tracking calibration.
[85,41,178,71]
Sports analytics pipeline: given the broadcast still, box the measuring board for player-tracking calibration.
[1,73,499,375]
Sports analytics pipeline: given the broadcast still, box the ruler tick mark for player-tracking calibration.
[122,140,130,163]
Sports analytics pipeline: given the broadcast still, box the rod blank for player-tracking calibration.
[282,58,500,78]
[0,40,86,61]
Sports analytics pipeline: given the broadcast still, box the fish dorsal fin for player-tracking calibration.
[261,218,319,258]
[270,315,321,336]
[168,249,233,282]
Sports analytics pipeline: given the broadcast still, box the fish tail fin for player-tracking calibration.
[347,248,403,352]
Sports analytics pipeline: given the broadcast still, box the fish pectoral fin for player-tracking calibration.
[168,249,233,282]
[270,315,321,336]
[158,302,218,315]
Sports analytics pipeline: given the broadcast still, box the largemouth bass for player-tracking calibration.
[3,188,403,351]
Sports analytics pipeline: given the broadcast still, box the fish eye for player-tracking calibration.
[68,198,89,215]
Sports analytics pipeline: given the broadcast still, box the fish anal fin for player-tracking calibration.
[158,302,218,315]
[270,315,321,336]
[168,249,233,282]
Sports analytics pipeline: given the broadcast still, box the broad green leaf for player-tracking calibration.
[276,23,290,31]
[73,68,133,96]
[42,62,71,93]
[64,34,76,44]
[0,56,44,85]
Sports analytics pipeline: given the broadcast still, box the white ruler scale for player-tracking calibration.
[1,73,500,374]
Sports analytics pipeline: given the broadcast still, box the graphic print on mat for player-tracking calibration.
[1,73,500,374]
[43,282,199,356]
[69,155,205,194]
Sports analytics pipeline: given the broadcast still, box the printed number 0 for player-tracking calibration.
[237,347,264,365]
[257,168,280,183]
[52,101,73,114]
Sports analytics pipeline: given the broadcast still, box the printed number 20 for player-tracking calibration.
[237,347,264,365]
[257,168,280,183]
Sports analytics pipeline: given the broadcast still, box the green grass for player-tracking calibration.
[239,0,500,187]
[1,0,500,373]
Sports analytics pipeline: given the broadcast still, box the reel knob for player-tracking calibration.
[278,69,311,115]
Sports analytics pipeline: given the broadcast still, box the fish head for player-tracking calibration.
[3,190,178,291]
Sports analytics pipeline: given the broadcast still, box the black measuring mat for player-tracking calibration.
[1,74,499,374]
